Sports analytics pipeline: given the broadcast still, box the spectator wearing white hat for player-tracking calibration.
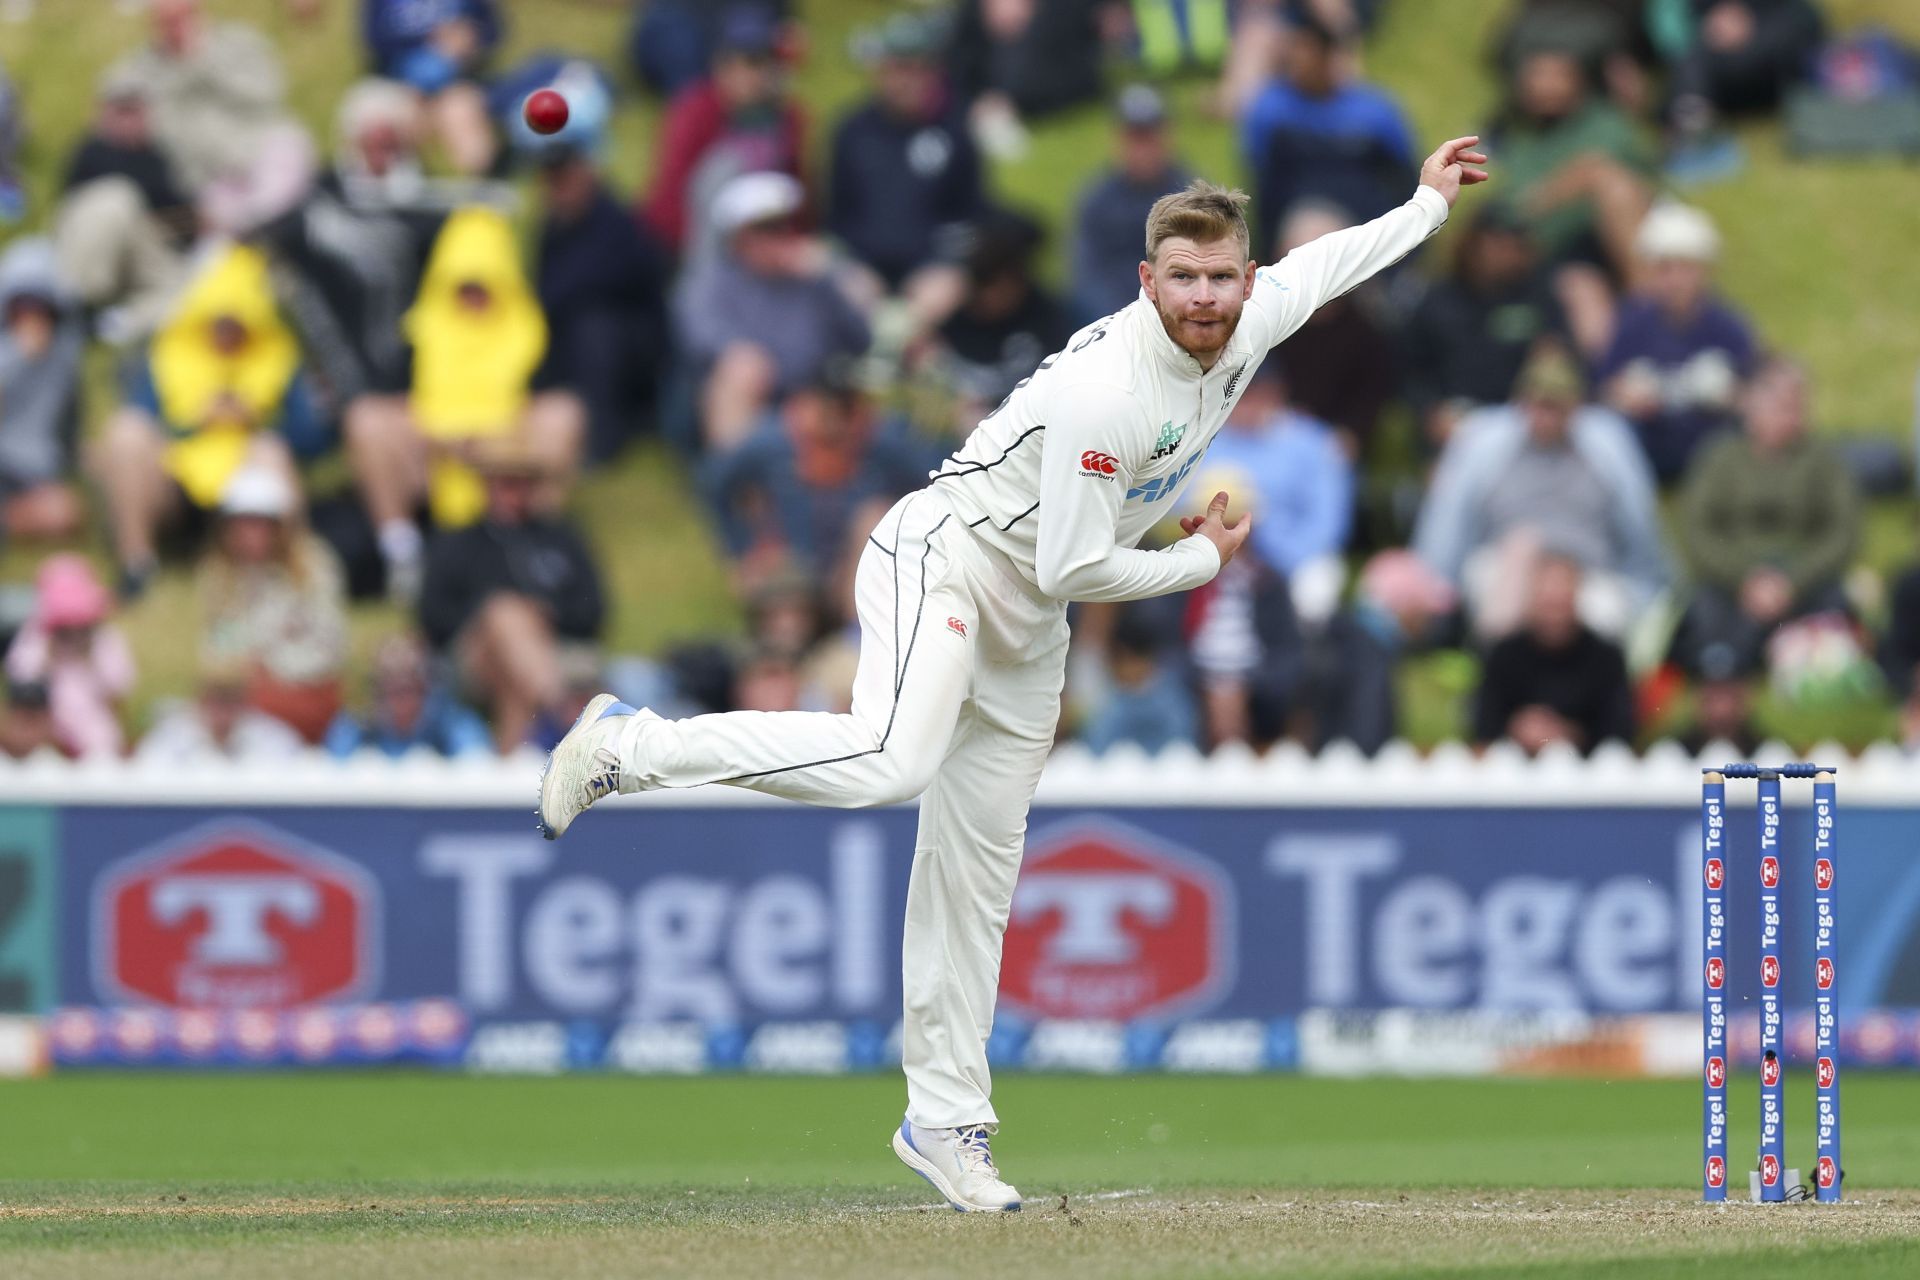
[1594,201,1756,483]
[672,170,872,452]
[196,462,350,742]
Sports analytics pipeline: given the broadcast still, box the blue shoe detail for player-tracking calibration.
[596,700,639,722]
[900,1119,920,1156]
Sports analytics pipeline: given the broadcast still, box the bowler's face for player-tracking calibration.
[1140,237,1255,365]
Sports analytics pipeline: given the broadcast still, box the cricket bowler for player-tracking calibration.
[539,135,1489,1212]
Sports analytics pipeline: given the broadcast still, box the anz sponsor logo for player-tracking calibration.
[1127,449,1202,504]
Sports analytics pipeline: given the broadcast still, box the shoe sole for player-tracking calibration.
[537,692,622,840]
[890,1127,1021,1213]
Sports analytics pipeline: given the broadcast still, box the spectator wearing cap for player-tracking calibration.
[1673,357,1859,686]
[136,659,306,765]
[197,464,350,743]
[1071,85,1194,325]
[2,555,133,759]
[1473,553,1636,756]
[1264,200,1396,457]
[641,5,808,257]
[0,239,86,544]
[828,13,985,290]
[259,80,446,413]
[93,244,320,600]
[534,144,671,463]
[120,0,316,236]
[1595,202,1756,483]
[346,206,585,599]
[1240,12,1416,244]
[1415,346,1668,644]
[323,632,493,759]
[932,208,1071,415]
[54,60,196,340]
[417,437,607,752]
[1401,204,1571,450]
[704,363,925,584]
[361,0,503,176]
[673,171,873,452]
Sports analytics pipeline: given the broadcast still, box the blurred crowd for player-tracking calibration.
[1,0,1917,766]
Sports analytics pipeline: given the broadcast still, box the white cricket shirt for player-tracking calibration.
[930,185,1450,603]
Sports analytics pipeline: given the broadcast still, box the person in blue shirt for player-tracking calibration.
[1070,85,1194,326]
[1239,11,1415,247]
[324,632,493,758]
[362,0,502,175]
[1079,604,1199,756]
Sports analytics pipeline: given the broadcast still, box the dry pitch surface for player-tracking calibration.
[3,1074,1918,1278]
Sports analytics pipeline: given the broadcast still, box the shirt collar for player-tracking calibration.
[1134,288,1209,377]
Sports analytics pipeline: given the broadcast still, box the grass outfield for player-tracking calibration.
[2,1074,1918,1277]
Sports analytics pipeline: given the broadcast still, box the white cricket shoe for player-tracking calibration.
[891,1119,1023,1213]
[537,693,657,839]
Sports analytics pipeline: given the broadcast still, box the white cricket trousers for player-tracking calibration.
[610,487,1069,1127]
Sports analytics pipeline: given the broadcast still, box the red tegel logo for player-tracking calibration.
[1815,858,1834,891]
[1001,821,1231,1021]
[1706,1056,1726,1088]
[1817,1057,1836,1089]
[1762,955,1781,988]
[1079,451,1118,476]
[1706,956,1725,989]
[1704,858,1724,890]
[946,617,968,639]
[1761,856,1780,889]
[1762,1054,1781,1087]
[95,822,380,1008]
[1762,1154,1781,1187]
[1818,1157,1837,1189]
[1706,1156,1726,1189]
[1817,956,1835,990]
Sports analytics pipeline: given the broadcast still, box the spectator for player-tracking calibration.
[1402,204,1570,448]
[93,245,318,599]
[947,0,1110,156]
[1181,363,1352,579]
[1673,357,1860,684]
[534,144,671,463]
[1265,201,1396,456]
[629,0,796,101]
[1473,553,1636,755]
[1080,605,1198,755]
[1415,346,1668,643]
[1240,11,1416,246]
[361,0,503,175]
[673,171,872,451]
[1884,562,1920,751]
[829,13,984,291]
[1492,0,1660,116]
[641,5,807,258]
[1595,202,1756,483]
[2,555,133,759]
[418,438,606,752]
[55,62,195,339]
[346,206,585,598]
[933,209,1070,414]
[198,464,350,743]
[1664,1,1824,131]
[0,239,86,544]
[136,659,306,765]
[0,64,20,222]
[262,79,445,412]
[1071,85,1194,325]
[118,0,316,235]
[704,364,925,585]
[1487,47,1654,281]
[324,632,493,758]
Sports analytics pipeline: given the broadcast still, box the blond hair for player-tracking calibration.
[1144,180,1253,264]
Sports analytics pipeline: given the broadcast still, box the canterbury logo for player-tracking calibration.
[947,617,968,638]
[1079,451,1118,477]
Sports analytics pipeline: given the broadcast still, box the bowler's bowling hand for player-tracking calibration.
[1182,491,1251,569]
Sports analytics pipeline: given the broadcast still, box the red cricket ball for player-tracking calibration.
[524,88,569,136]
